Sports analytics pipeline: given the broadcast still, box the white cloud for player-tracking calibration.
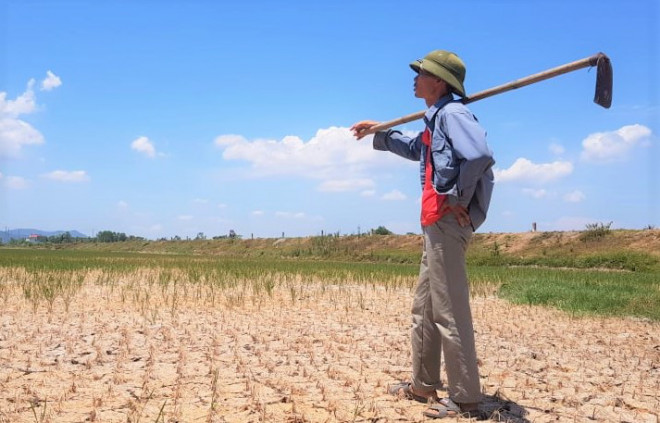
[117,200,129,209]
[251,210,265,216]
[360,190,376,197]
[131,136,159,158]
[381,189,407,201]
[4,175,29,189]
[0,79,37,117]
[0,118,44,157]
[563,190,585,203]
[549,142,565,155]
[193,198,209,204]
[214,126,404,181]
[177,215,193,221]
[43,170,89,182]
[494,158,573,184]
[275,211,306,219]
[522,188,548,199]
[217,203,228,209]
[0,79,44,157]
[580,124,652,163]
[214,134,246,146]
[318,178,375,192]
[40,71,62,91]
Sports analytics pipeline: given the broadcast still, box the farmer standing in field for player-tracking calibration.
[351,50,494,419]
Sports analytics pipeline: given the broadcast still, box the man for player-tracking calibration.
[351,50,494,419]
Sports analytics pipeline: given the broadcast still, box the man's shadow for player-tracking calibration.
[477,390,531,422]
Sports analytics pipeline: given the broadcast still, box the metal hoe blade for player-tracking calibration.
[594,53,613,108]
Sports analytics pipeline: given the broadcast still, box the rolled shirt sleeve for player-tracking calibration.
[373,129,423,162]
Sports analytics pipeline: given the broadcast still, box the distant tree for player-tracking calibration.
[372,226,393,235]
[229,229,237,239]
[47,231,74,244]
[97,231,115,242]
[171,235,182,241]
[96,230,129,242]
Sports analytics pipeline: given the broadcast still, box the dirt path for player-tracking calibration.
[0,278,658,422]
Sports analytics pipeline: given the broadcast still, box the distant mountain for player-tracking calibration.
[0,228,89,243]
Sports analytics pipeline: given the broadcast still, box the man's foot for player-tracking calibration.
[423,398,483,419]
[387,381,438,403]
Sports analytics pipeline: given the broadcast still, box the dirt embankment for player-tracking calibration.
[54,229,660,265]
[471,229,660,258]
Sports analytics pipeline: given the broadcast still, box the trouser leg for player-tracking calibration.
[411,236,443,392]
[416,215,481,403]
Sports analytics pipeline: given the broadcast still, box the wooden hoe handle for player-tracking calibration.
[361,52,612,136]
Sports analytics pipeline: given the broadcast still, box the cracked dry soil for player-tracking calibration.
[0,277,658,422]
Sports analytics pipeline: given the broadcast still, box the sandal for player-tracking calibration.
[423,398,482,420]
[387,382,437,403]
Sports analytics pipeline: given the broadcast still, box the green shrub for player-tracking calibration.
[579,221,612,242]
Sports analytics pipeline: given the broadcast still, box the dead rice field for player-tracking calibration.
[0,263,658,422]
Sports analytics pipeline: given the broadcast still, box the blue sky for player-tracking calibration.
[1,0,658,239]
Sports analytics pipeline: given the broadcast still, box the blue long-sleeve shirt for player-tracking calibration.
[373,94,495,230]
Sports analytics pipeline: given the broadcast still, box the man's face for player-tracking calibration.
[414,70,447,104]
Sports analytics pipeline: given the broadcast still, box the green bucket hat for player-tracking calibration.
[410,50,466,97]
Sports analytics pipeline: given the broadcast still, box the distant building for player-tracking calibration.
[26,234,40,243]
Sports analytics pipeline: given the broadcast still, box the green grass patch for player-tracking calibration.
[468,251,658,272]
[491,266,659,321]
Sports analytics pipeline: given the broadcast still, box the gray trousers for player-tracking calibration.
[410,215,481,404]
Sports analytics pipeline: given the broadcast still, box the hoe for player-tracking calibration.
[359,52,612,135]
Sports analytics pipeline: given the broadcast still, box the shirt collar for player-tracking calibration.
[423,94,454,126]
